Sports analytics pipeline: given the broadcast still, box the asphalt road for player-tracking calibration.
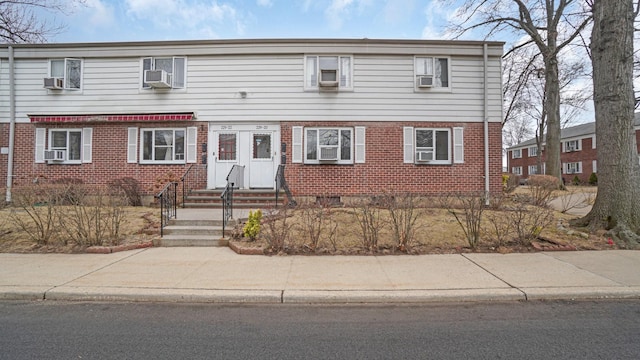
[1,300,639,359]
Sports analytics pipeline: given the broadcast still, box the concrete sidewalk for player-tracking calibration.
[1,248,639,304]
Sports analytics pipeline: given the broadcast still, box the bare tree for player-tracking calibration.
[503,44,591,174]
[0,0,84,43]
[447,0,592,184]
[573,0,640,246]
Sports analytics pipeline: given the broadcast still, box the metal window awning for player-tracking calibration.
[28,112,195,123]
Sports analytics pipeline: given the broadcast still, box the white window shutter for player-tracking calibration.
[292,126,303,163]
[578,161,582,173]
[578,139,582,151]
[355,126,365,163]
[186,127,197,163]
[403,127,414,163]
[35,128,46,163]
[82,128,92,163]
[127,127,138,163]
[562,162,566,174]
[593,160,597,173]
[453,127,464,164]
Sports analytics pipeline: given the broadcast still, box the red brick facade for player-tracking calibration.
[281,121,502,196]
[508,130,640,184]
[6,121,207,195]
[3,120,502,198]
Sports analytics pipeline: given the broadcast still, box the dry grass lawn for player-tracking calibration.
[0,186,612,255]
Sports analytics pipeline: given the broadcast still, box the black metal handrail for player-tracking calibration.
[221,165,244,235]
[275,164,296,208]
[180,164,207,208]
[155,181,178,237]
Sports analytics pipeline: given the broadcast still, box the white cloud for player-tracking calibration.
[421,1,455,40]
[257,0,273,7]
[124,0,243,37]
[381,0,415,25]
[68,0,116,31]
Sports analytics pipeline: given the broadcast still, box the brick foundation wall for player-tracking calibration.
[281,121,503,196]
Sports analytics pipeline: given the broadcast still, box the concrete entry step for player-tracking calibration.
[159,235,229,247]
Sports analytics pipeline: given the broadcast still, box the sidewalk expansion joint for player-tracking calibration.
[460,254,528,301]
[42,248,151,300]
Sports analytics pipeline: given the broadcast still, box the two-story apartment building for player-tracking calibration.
[507,115,640,183]
[1,39,504,202]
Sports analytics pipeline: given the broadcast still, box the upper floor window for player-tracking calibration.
[511,149,522,159]
[49,58,82,90]
[142,57,186,89]
[564,139,581,152]
[305,55,353,91]
[528,146,538,157]
[415,56,449,90]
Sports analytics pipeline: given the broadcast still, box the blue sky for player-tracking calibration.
[50,0,466,43]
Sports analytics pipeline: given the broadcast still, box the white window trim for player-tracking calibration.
[511,149,522,159]
[48,58,83,91]
[140,128,188,164]
[45,128,92,164]
[528,165,539,175]
[404,127,454,165]
[303,127,355,164]
[512,166,522,176]
[563,139,582,152]
[304,55,353,91]
[564,162,582,174]
[414,56,451,92]
[141,56,187,90]
[528,146,538,157]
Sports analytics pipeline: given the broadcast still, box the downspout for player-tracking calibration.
[5,46,15,203]
[483,43,490,205]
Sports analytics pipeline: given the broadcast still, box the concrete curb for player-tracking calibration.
[521,286,640,301]
[282,289,526,303]
[45,287,283,303]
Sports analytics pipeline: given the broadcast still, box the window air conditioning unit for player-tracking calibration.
[144,69,172,88]
[44,150,65,162]
[416,151,434,162]
[44,77,64,90]
[319,146,339,161]
[418,75,433,88]
[319,69,339,88]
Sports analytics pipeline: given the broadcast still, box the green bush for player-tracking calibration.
[243,209,262,241]
[572,175,581,186]
[588,172,598,185]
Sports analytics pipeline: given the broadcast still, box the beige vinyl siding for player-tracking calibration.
[3,41,503,124]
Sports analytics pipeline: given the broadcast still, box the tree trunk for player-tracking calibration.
[573,0,640,246]
[543,45,563,186]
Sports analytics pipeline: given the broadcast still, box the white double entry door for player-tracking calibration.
[207,123,280,189]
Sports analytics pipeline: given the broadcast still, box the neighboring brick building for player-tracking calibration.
[506,115,640,184]
[1,39,504,202]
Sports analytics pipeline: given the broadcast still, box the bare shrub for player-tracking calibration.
[351,196,385,252]
[9,184,63,245]
[440,192,486,249]
[296,199,335,252]
[108,177,143,206]
[58,185,129,247]
[503,174,519,193]
[261,207,293,253]
[558,187,590,213]
[527,175,560,207]
[508,203,555,246]
[382,191,423,252]
[483,211,514,247]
